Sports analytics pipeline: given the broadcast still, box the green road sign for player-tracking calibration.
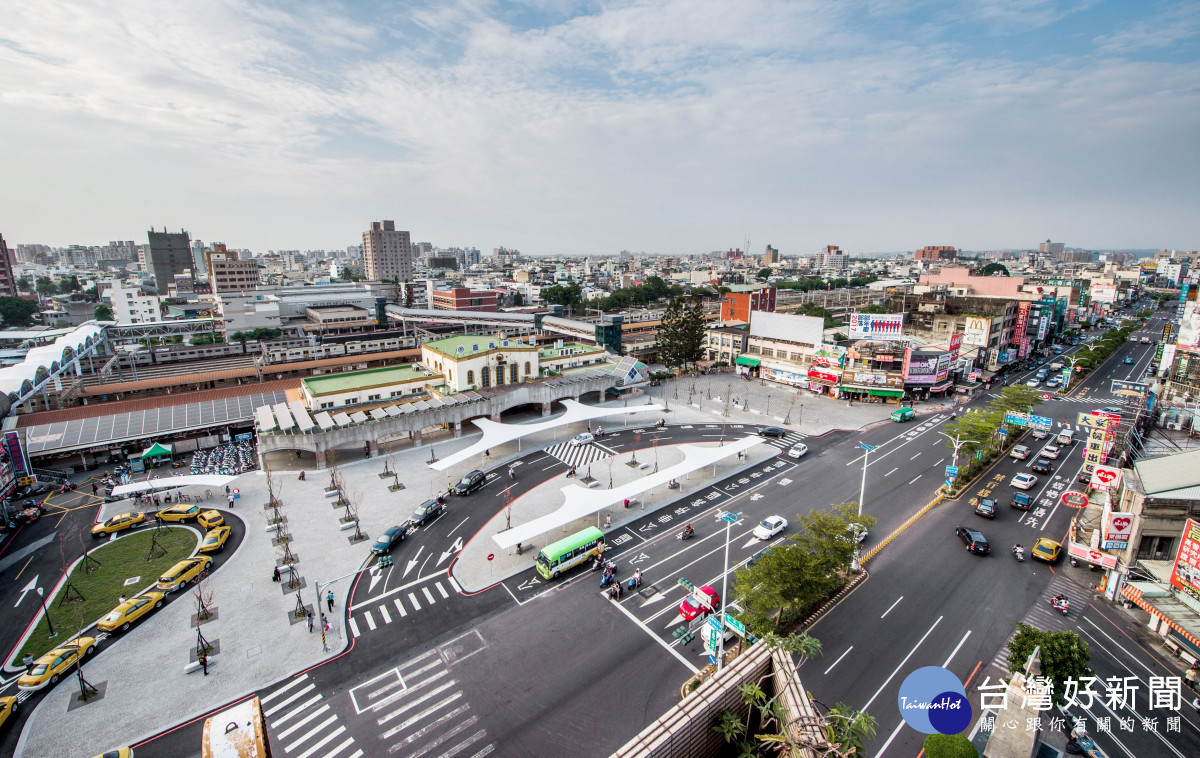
[723,613,747,637]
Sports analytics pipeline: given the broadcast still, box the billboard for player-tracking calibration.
[1101,511,1133,551]
[962,317,989,347]
[1177,302,1200,348]
[1160,344,1176,376]
[1014,302,1030,346]
[848,313,905,340]
[811,344,847,369]
[1090,464,1122,490]
[1092,283,1117,303]
[947,333,963,360]
[749,311,825,347]
[1037,315,1049,341]
[1169,518,1200,599]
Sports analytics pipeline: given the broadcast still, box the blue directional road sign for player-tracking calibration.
[1004,412,1029,426]
[1028,414,1053,430]
[708,655,717,666]
[944,479,955,488]
[945,465,959,478]
[997,428,1008,436]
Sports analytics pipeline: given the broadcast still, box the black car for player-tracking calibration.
[974,498,996,519]
[1077,470,1092,484]
[453,470,486,495]
[371,524,409,555]
[956,526,991,555]
[410,499,445,526]
[759,427,787,438]
[1031,458,1053,474]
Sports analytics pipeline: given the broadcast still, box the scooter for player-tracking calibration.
[626,573,642,591]
[680,527,694,541]
[1050,595,1070,616]
[1013,546,1025,562]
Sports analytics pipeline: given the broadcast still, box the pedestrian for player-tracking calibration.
[23,653,34,674]
[484,449,490,459]
[326,590,335,611]
[1186,665,1198,692]
[91,482,98,496]
[272,566,281,582]
[198,651,208,676]
[307,611,314,633]
[228,494,235,508]
[296,450,301,459]
[154,494,160,506]
[605,514,612,529]
[225,484,231,496]
[118,594,127,604]
[322,614,331,632]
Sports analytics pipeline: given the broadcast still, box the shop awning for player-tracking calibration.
[735,356,761,368]
[142,442,173,458]
[930,381,954,391]
[868,389,904,398]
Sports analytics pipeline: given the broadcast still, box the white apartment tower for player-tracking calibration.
[362,220,412,282]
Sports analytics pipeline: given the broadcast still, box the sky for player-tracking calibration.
[1,0,1198,256]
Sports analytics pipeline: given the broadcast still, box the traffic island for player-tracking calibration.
[9,526,198,666]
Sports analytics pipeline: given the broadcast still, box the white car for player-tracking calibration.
[1011,473,1038,490]
[1042,444,1061,459]
[1009,445,1031,460]
[571,432,595,446]
[1025,379,1041,387]
[753,515,787,540]
[787,443,808,458]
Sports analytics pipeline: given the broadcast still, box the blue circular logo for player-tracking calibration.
[897,666,972,735]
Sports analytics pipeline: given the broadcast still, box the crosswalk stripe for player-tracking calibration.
[349,618,360,638]
[386,704,470,752]
[409,592,421,611]
[435,582,449,599]
[264,685,317,717]
[293,724,345,758]
[375,676,455,723]
[364,611,377,631]
[285,713,338,752]
[323,736,356,758]
[379,605,392,624]
[431,728,488,758]
[423,587,435,604]
[270,695,323,727]
[260,674,308,704]
[273,704,330,740]
[379,693,464,740]
[447,576,462,593]
[394,598,407,617]
[466,745,496,758]
[346,751,364,758]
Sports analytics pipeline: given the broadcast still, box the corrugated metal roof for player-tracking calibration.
[1132,448,1200,495]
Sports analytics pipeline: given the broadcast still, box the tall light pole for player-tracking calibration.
[715,510,739,672]
[36,587,56,639]
[852,444,877,572]
[939,432,981,482]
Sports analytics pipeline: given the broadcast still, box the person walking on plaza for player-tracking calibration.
[1187,665,1198,692]
[91,482,98,496]
[272,566,281,582]
[307,610,314,633]
[198,651,208,676]
[326,590,335,612]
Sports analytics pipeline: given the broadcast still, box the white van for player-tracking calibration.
[1057,428,1075,446]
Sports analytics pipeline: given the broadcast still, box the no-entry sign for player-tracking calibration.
[1062,491,1089,509]
[487,553,494,561]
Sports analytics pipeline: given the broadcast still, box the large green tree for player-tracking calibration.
[1006,622,1093,706]
[93,304,113,321]
[35,276,57,297]
[657,295,705,370]
[0,296,40,325]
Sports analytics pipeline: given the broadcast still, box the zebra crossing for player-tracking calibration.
[261,673,363,758]
[348,578,455,638]
[984,574,1083,677]
[543,440,614,469]
[761,431,807,450]
[351,634,494,756]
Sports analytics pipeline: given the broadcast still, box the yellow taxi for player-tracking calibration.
[90,750,133,758]
[157,503,200,522]
[97,591,165,632]
[197,510,224,530]
[18,637,96,691]
[198,526,231,553]
[91,512,146,538]
[1031,538,1063,563]
[0,696,17,729]
[157,555,212,592]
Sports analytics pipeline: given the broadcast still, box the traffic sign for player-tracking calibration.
[1004,412,1029,427]
[1061,491,1089,509]
[945,465,959,477]
[232,488,239,495]
[1041,393,1051,400]
[997,428,1008,436]
[487,553,494,561]
[708,654,717,666]
[1029,414,1053,429]
[975,450,983,460]
[944,479,955,488]
[723,613,747,637]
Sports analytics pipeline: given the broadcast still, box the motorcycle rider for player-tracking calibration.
[683,524,694,538]
[1013,544,1024,559]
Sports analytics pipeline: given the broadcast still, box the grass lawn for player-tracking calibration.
[14,526,197,662]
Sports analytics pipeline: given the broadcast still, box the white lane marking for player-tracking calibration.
[942,630,971,668]
[270,694,322,727]
[910,452,921,460]
[273,703,330,740]
[394,598,407,617]
[907,475,922,485]
[862,616,943,712]
[885,467,898,477]
[379,604,392,624]
[422,586,435,604]
[880,596,903,619]
[825,646,853,675]
[260,674,308,704]
[447,517,470,537]
[284,713,338,753]
[264,684,316,717]
[409,592,421,610]
[293,724,346,758]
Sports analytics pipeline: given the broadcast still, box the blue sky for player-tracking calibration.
[1,0,1197,255]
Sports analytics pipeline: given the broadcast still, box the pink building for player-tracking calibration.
[919,267,1025,298]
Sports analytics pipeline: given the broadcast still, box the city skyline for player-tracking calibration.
[2,1,1197,254]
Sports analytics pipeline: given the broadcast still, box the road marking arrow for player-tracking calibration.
[750,494,763,501]
[517,578,541,591]
[438,537,464,566]
[404,546,424,578]
[368,566,387,593]
[742,537,761,549]
[15,576,38,608]
[628,552,650,564]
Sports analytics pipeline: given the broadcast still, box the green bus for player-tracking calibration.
[535,526,605,580]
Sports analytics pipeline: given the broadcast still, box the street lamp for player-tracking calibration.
[36,587,56,639]
[715,510,739,673]
[939,432,981,480]
[852,444,877,572]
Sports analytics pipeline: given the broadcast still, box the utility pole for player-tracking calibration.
[852,443,876,572]
[715,510,739,672]
[939,432,980,482]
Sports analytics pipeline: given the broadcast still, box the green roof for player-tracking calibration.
[424,334,537,358]
[302,364,431,396]
[538,342,604,360]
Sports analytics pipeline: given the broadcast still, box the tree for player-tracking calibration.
[657,295,705,371]
[35,276,57,297]
[978,263,1009,277]
[16,276,32,292]
[924,733,979,757]
[825,702,878,755]
[93,304,113,322]
[0,296,40,325]
[1006,622,1093,706]
[58,275,82,294]
[757,267,774,280]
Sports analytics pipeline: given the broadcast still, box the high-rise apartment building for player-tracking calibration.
[362,220,412,282]
[146,228,194,292]
[192,239,208,279]
[205,244,261,294]
[0,234,16,297]
[915,245,958,262]
[763,245,780,267]
[1038,240,1065,257]
[816,245,847,275]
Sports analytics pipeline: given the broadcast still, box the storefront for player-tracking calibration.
[761,364,809,389]
[806,368,840,396]
[735,355,761,377]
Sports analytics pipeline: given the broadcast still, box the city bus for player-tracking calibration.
[535,526,605,580]
[202,696,272,758]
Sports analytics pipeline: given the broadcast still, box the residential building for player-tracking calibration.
[719,285,776,323]
[1038,240,1066,257]
[914,245,957,262]
[103,279,161,324]
[427,255,458,270]
[816,245,847,276]
[704,326,749,364]
[145,228,194,292]
[431,286,499,312]
[763,245,780,267]
[206,245,261,294]
[0,233,16,297]
[362,220,412,282]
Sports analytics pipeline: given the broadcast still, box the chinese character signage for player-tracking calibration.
[1101,511,1133,551]
[1169,518,1200,598]
[1110,380,1149,397]
[947,333,963,360]
[1014,302,1031,345]
[1028,414,1052,430]
[1004,412,1029,427]
[848,313,905,339]
[1091,464,1122,490]
[807,368,840,385]
[1037,315,1049,340]
[3,432,26,477]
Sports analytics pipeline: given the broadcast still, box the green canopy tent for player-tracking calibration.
[142,442,174,459]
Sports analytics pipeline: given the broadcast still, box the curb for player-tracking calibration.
[799,568,869,631]
[860,493,945,566]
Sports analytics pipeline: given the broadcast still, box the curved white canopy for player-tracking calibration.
[491,435,763,549]
[430,399,664,471]
[110,474,239,497]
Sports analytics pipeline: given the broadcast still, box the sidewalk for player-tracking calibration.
[16,388,898,757]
